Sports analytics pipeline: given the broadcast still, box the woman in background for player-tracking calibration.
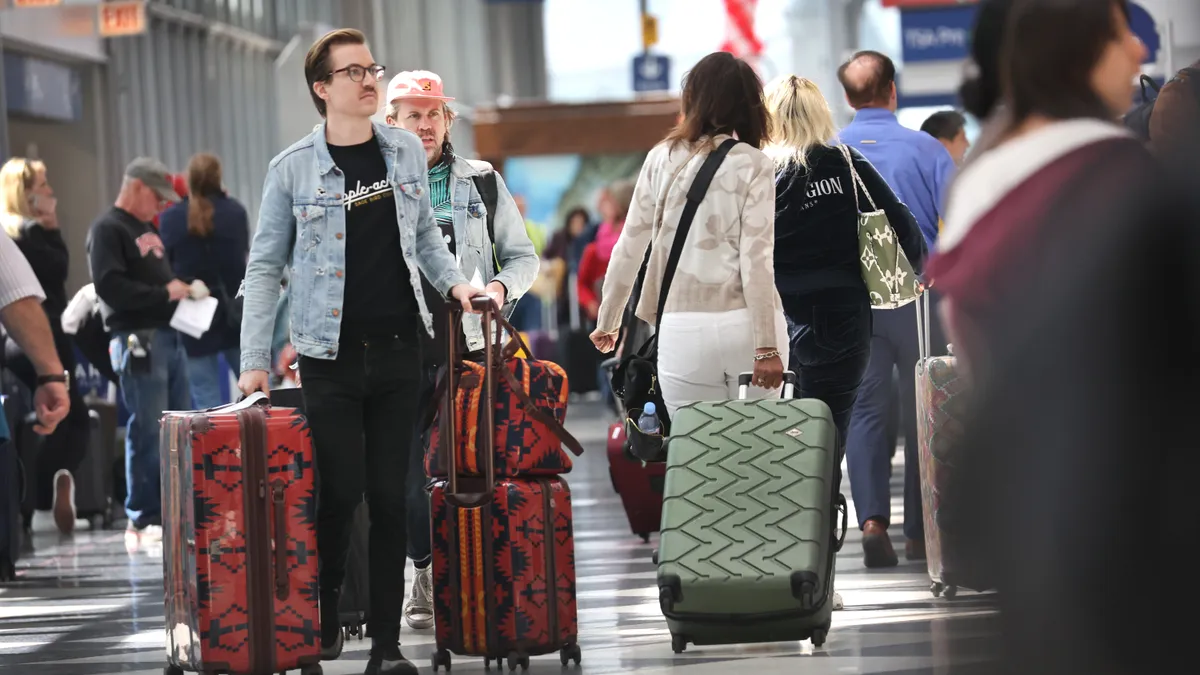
[159,153,248,409]
[1,157,92,535]
[590,51,787,412]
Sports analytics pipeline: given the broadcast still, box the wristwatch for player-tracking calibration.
[36,370,69,387]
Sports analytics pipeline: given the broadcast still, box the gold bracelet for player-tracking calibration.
[753,350,780,362]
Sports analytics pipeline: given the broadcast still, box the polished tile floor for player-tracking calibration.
[0,402,998,674]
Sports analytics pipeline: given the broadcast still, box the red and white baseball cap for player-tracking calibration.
[386,70,455,103]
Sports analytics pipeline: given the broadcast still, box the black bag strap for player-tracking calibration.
[653,137,740,333]
[470,171,501,275]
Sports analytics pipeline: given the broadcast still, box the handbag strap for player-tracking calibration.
[653,137,741,334]
[836,144,879,213]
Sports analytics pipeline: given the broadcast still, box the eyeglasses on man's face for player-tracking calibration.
[329,64,386,84]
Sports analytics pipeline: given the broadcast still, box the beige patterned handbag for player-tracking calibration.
[838,144,923,309]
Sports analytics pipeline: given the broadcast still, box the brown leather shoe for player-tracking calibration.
[862,519,898,568]
[906,537,926,562]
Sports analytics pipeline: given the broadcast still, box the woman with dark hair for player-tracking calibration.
[929,0,1146,383]
[926,1,1199,672]
[589,51,787,412]
[158,153,249,409]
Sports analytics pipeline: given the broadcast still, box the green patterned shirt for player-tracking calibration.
[428,158,454,244]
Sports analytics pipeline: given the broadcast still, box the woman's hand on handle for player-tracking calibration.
[590,329,619,353]
[752,348,784,391]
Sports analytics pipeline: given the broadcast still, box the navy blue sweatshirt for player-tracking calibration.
[158,193,249,356]
[773,144,927,295]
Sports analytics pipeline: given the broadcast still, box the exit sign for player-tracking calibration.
[98,0,146,38]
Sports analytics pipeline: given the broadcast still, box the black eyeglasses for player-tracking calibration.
[328,64,386,83]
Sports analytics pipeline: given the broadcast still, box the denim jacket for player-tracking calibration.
[239,121,469,372]
[448,157,539,351]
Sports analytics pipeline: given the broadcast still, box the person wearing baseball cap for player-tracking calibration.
[383,69,539,631]
[86,156,192,548]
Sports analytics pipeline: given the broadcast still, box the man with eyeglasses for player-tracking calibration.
[237,28,482,675]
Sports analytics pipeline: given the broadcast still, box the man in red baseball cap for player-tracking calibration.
[383,70,539,631]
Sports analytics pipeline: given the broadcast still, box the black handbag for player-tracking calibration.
[611,138,740,461]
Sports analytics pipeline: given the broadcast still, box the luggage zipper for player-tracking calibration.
[540,479,559,645]
[239,406,275,674]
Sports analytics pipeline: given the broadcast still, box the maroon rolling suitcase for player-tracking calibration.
[606,421,665,542]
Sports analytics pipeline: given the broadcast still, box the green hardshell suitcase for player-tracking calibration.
[656,373,847,653]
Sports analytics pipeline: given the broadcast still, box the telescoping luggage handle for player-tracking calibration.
[916,289,932,363]
[737,371,798,400]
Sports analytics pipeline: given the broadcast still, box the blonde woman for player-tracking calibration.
[764,75,926,569]
[1,157,91,535]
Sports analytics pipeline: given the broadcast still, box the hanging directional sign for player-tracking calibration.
[633,53,671,93]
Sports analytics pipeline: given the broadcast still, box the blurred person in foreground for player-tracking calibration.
[236,29,482,674]
[87,157,190,546]
[383,68,538,632]
[837,49,955,567]
[921,110,971,165]
[590,51,787,410]
[159,153,250,409]
[1,158,89,534]
[927,1,1197,672]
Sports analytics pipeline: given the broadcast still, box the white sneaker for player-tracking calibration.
[30,510,58,534]
[125,522,163,551]
[404,565,434,629]
[52,470,77,535]
[832,592,844,610]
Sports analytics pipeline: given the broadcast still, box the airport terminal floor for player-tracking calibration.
[0,402,999,674]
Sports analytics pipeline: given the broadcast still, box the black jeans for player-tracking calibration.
[781,289,873,449]
[299,334,423,640]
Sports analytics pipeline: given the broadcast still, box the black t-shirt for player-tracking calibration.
[328,135,417,343]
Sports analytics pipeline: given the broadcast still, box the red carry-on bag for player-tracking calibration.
[429,297,582,672]
[602,359,665,542]
[161,395,322,675]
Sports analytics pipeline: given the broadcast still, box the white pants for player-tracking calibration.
[657,308,790,417]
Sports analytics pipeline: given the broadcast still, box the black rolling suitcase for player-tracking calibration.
[1,388,29,582]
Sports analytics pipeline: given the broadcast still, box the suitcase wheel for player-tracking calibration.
[651,548,659,565]
[298,665,323,675]
[559,643,582,666]
[671,634,687,654]
[164,666,184,675]
[811,626,828,648]
[638,532,650,543]
[943,585,958,599]
[930,581,944,598]
[506,651,529,670]
[432,649,452,671]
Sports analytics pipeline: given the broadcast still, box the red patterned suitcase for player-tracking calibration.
[426,300,584,479]
[606,422,665,542]
[161,395,322,675]
[428,299,581,672]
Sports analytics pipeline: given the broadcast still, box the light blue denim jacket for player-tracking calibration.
[447,157,539,352]
[239,121,469,372]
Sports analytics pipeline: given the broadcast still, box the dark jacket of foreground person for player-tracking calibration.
[948,145,1198,675]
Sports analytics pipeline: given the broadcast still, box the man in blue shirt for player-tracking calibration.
[836,50,954,569]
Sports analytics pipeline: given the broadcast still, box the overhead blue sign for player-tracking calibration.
[901,2,1159,66]
[633,53,671,93]
[900,6,974,64]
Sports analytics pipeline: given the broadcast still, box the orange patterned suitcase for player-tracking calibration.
[161,395,322,675]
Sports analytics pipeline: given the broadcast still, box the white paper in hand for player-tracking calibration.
[170,296,219,339]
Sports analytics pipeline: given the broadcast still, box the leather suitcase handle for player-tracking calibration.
[442,297,497,508]
[270,479,289,600]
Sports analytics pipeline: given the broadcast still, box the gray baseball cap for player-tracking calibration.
[124,157,179,202]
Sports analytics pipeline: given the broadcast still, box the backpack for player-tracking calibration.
[469,169,501,275]
[1124,67,1200,141]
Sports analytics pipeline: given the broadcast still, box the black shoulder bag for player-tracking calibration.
[611,138,739,461]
